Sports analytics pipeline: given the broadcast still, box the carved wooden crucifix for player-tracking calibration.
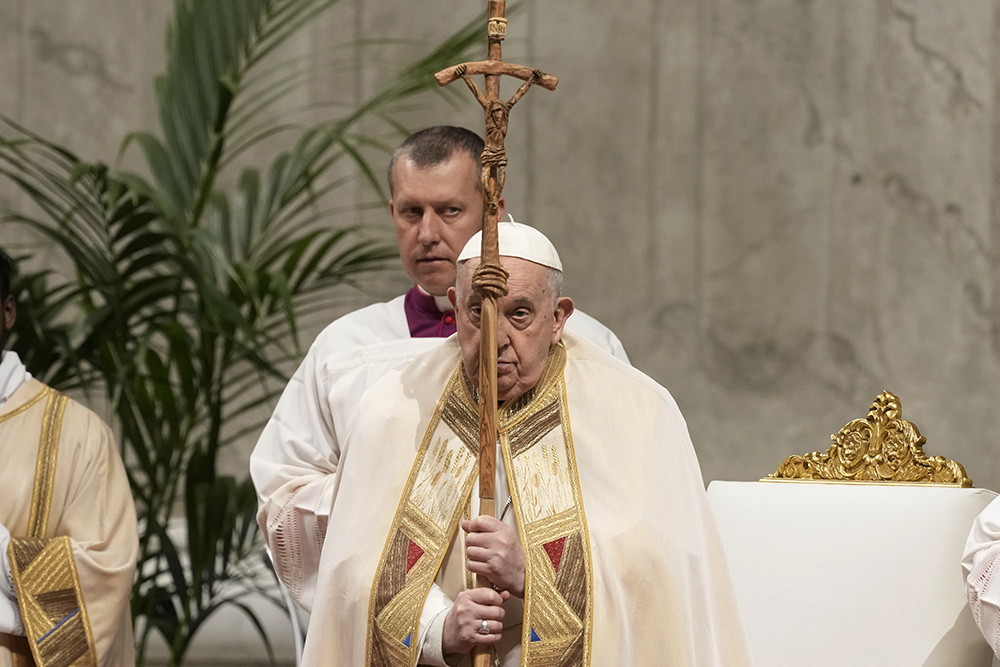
[436,2,558,226]
[435,3,557,664]
[435,0,558,536]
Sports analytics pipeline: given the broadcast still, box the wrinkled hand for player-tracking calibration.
[463,516,525,598]
[455,63,468,77]
[442,587,509,655]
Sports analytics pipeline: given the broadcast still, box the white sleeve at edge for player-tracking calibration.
[0,522,23,635]
[962,496,1000,656]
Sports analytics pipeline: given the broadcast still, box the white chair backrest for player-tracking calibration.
[707,390,997,666]
[708,481,997,666]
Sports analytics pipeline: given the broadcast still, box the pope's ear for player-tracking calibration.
[447,287,458,310]
[551,296,574,343]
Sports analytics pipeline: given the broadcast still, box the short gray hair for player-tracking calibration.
[387,126,484,196]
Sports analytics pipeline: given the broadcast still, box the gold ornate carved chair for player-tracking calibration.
[707,391,998,667]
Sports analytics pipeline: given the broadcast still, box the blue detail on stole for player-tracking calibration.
[530,628,541,642]
[37,608,80,643]
[403,633,412,648]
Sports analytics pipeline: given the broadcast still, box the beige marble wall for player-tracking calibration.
[2,0,999,495]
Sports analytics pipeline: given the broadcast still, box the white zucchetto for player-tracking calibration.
[457,217,563,272]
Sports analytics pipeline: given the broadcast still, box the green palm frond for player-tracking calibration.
[1,0,485,664]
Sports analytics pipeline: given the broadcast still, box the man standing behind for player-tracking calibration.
[299,222,751,665]
[252,126,627,610]
[0,248,137,666]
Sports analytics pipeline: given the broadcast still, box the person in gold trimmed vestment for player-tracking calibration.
[296,223,752,666]
[0,248,137,667]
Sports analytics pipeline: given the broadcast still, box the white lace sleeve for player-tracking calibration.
[962,497,1000,656]
[251,336,435,611]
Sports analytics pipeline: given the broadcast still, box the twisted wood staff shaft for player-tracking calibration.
[436,2,557,664]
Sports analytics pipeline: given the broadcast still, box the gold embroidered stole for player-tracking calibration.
[501,351,593,666]
[366,345,594,666]
[5,387,98,667]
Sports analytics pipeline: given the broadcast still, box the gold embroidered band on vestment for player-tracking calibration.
[365,344,593,666]
[0,385,50,426]
[28,391,67,539]
[6,387,98,667]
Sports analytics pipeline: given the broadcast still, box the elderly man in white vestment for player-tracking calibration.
[251,126,629,610]
[0,248,137,666]
[297,223,752,666]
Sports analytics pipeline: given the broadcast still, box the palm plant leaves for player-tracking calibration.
[1,1,484,664]
[0,126,175,392]
[143,0,341,222]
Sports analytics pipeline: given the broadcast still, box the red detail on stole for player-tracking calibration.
[543,537,566,573]
[406,540,425,573]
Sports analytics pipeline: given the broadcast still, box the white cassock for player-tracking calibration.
[963,495,1000,655]
[251,293,629,610]
[0,352,137,667]
[299,333,752,666]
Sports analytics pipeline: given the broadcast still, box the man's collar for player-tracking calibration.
[414,283,453,313]
[404,286,457,338]
[0,350,31,409]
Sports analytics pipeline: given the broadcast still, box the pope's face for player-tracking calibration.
[450,257,574,401]
[390,153,485,297]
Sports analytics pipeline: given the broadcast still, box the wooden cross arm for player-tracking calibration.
[435,61,558,91]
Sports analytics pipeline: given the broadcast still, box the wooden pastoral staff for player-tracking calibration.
[435,2,557,664]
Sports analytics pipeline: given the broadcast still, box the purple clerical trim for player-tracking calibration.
[403,285,457,338]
